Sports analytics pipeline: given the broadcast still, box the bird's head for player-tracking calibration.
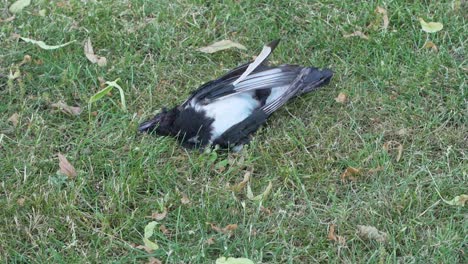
[138,107,180,136]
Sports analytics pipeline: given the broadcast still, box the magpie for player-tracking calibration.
[139,40,333,151]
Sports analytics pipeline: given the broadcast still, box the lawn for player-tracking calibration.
[1,0,466,263]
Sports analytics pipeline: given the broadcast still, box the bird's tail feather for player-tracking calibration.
[296,68,333,95]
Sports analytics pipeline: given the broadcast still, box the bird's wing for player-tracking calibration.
[213,68,333,147]
[185,40,283,105]
[261,67,332,115]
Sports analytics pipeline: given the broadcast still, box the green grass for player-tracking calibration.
[1,0,466,263]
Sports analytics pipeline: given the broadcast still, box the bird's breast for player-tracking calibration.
[196,92,260,141]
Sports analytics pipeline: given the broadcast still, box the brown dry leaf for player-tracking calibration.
[84,38,107,67]
[383,141,403,162]
[224,224,238,232]
[58,153,77,179]
[260,206,272,215]
[341,167,360,182]
[230,171,251,192]
[151,208,167,221]
[367,166,384,174]
[205,237,216,245]
[136,245,154,254]
[8,113,19,127]
[328,224,346,246]
[197,40,246,54]
[423,41,438,52]
[147,257,162,264]
[208,222,238,235]
[51,101,82,116]
[0,16,16,23]
[343,31,369,40]
[17,198,25,206]
[335,92,348,103]
[396,144,403,162]
[181,193,191,204]
[159,224,170,235]
[357,225,388,243]
[375,6,389,29]
[98,76,106,88]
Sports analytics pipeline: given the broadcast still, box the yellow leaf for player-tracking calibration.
[215,257,255,264]
[9,0,31,14]
[419,18,443,33]
[335,92,348,103]
[247,181,272,201]
[357,225,388,243]
[140,221,159,252]
[443,194,468,206]
[20,37,76,50]
[422,41,438,52]
[343,31,369,40]
[198,40,247,53]
[340,167,360,182]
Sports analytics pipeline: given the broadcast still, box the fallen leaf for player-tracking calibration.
[20,54,32,65]
[224,224,238,232]
[98,76,106,88]
[383,141,403,162]
[208,223,238,235]
[8,113,19,127]
[341,167,360,182]
[230,171,251,192]
[0,16,15,23]
[328,224,346,246]
[367,166,384,174]
[423,41,438,52]
[335,92,348,103]
[8,68,21,81]
[181,193,191,204]
[357,225,388,243]
[17,198,25,206]
[38,9,46,17]
[375,7,389,29]
[419,18,443,33]
[247,181,273,201]
[51,101,82,116]
[215,257,255,264]
[58,153,77,179]
[396,144,403,162]
[198,40,247,54]
[9,0,31,14]
[88,79,126,111]
[159,224,170,235]
[84,38,107,67]
[443,194,468,206]
[206,237,216,245]
[147,257,162,264]
[141,221,159,252]
[151,208,167,221]
[20,37,76,50]
[260,206,272,215]
[343,31,369,40]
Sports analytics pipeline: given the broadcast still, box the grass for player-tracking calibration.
[1,0,466,263]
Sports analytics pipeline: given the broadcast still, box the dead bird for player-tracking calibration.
[139,40,333,151]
